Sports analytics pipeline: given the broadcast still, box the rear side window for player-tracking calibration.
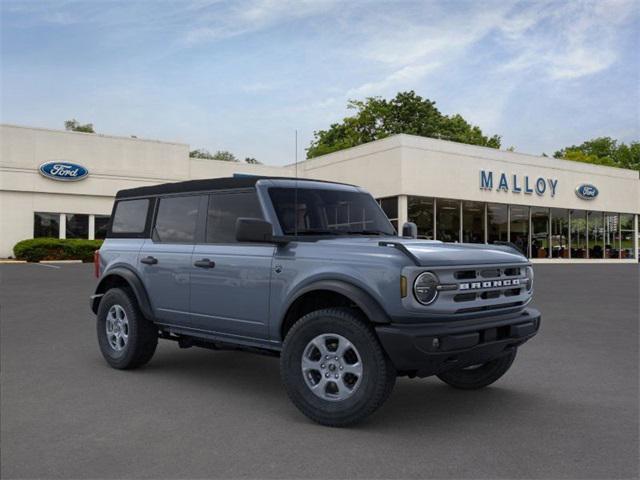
[154,195,201,243]
[111,199,149,234]
[206,191,263,243]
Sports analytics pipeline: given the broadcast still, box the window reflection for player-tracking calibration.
[571,210,587,258]
[588,212,604,258]
[34,212,59,238]
[436,199,460,242]
[407,196,434,239]
[603,213,619,259]
[66,214,89,239]
[551,209,569,259]
[462,201,484,243]
[620,214,636,259]
[530,208,549,259]
[487,203,508,245]
[511,206,531,257]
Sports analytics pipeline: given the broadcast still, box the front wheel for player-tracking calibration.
[280,308,396,427]
[436,348,517,390]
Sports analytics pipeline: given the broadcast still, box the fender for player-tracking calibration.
[283,279,391,325]
[91,266,154,320]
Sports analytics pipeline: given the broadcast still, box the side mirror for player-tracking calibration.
[236,218,275,243]
[401,222,418,239]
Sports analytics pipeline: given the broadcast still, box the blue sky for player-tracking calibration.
[1,0,639,165]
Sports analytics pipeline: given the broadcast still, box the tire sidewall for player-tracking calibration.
[281,310,390,422]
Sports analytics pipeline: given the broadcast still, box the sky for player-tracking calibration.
[1,0,639,165]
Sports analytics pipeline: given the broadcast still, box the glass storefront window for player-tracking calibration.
[487,203,508,245]
[34,212,60,238]
[571,210,587,258]
[462,201,484,243]
[378,197,398,231]
[511,205,531,257]
[603,213,619,259]
[94,215,110,240]
[530,208,549,259]
[408,196,434,239]
[620,214,635,259]
[66,214,89,239]
[436,198,460,242]
[551,209,569,259]
[588,211,604,258]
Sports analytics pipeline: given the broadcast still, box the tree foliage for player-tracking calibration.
[307,91,501,158]
[190,149,239,162]
[244,157,262,164]
[64,119,95,133]
[554,137,640,172]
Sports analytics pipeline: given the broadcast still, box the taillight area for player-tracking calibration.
[94,250,100,278]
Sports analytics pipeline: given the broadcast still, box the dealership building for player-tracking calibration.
[1,123,638,262]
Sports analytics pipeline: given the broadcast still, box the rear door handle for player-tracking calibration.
[140,256,158,265]
[194,258,215,269]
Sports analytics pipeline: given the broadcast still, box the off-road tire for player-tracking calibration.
[280,307,396,427]
[97,287,158,369]
[436,348,517,390]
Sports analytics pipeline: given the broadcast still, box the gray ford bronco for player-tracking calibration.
[91,176,540,426]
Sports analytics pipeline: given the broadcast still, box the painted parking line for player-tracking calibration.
[33,263,61,269]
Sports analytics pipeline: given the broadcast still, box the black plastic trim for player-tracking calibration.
[91,266,154,319]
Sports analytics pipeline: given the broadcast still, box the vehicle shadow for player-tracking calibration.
[140,345,550,432]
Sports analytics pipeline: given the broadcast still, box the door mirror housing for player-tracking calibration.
[402,222,418,239]
[236,218,276,243]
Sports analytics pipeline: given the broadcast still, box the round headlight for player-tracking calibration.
[525,266,534,292]
[414,272,439,305]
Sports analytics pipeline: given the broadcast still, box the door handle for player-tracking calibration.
[140,256,158,265]
[194,258,215,269]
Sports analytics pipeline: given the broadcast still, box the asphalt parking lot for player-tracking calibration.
[1,263,638,479]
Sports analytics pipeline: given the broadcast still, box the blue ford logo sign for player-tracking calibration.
[575,184,598,200]
[39,161,89,182]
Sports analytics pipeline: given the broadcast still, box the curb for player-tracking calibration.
[39,260,84,264]
[0,260,27,264]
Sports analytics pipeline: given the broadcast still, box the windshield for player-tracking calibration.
[268,187,396,236]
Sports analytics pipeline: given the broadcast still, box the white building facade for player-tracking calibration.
[1,124,638,262]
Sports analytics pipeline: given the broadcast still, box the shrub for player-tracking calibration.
[13,238,103,262]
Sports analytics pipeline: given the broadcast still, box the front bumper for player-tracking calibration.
[375,308,541,377]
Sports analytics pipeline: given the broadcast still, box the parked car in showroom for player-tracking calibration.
[91,176,540,426]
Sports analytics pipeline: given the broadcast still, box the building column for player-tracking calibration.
[397,195,408,232]
[88,214,95,240]
[59,213,66,239]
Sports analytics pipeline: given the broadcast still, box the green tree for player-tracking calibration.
[189,149,239,162]
[244,157,262,164]
[212,150,238,162]
[554,137,640,171]
[307,91,501,158]
[64,119,94,133]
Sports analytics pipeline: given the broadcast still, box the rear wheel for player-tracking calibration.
[436,348,517,390]
[280,308,396,427]
[97,288,158,369]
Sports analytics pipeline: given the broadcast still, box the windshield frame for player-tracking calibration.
[267,186,397,238]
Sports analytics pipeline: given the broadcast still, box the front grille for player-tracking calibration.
[418,263,531,315]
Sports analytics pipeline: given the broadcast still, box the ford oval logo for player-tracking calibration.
[575,183,598,200]
[39,161,89,182]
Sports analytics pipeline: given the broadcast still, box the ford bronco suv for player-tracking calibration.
[91,176,540,426]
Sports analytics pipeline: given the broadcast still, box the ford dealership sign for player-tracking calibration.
[575,184,598,200]
[39,161,89,182]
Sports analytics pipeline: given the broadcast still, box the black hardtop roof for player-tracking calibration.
[115,176,355,199]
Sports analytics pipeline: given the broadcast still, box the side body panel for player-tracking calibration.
[138,239,194,324]
[189,243,275,341]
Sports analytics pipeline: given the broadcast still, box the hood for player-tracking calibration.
[396,239,527,266]
[313,237,528,266]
